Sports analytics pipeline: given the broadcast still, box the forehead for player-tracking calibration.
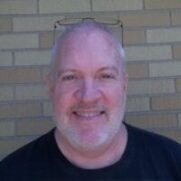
[56,29,121,70]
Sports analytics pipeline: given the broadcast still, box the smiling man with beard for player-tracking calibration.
[0,19,180,181]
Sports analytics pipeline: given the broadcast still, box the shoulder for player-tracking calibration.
[0,129,55,169]
[126,123,181,157]
[124,123,181,179]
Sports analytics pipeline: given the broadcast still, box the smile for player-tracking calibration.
[73,110,105,118]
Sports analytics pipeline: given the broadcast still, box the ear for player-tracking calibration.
[46,73,55,99]
[123,73,128,91]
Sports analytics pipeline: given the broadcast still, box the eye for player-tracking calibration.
[100,73,115,79]
[62,74,77,81]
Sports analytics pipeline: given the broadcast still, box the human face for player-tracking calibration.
[49,31,127,152]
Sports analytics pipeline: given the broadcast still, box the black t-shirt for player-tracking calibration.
[0,123,180,181]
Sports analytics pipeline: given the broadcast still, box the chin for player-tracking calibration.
[67,127,108,148]
[54,111,124,151]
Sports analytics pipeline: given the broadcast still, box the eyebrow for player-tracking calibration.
[97,66,119,74]
[57,69,80,77]
[57,66,119,75]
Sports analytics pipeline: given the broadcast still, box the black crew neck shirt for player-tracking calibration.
[0,123,180,181]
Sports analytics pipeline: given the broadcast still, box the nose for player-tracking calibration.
[74,78,101,103]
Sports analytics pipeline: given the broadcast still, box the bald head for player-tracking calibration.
[50,21,126,79]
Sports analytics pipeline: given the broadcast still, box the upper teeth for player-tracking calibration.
[75,112,101,118]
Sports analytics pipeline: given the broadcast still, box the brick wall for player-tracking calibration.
[0,0,181,159]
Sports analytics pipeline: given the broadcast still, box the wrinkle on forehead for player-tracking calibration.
[52,27,125,78]
[58,29,120,62]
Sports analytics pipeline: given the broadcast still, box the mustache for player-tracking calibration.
[71,103,105,110]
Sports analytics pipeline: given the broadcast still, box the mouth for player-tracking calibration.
[72,110,105,119]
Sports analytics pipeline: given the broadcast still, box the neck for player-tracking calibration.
[55,124,128,169]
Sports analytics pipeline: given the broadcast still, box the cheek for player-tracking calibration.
[53,85,75,112]
[104,86,125,108]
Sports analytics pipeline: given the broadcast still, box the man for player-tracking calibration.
[0,19,180,180]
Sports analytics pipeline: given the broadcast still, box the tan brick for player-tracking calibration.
[151,129,181,144]
[176,79,181,92]
[128,79,175,95]
[126,97,150,112]
[0,34,38,49]
[121,12,170,27]
[173,44,181,59]
[92,0,143,11]
[0,18,12,32]
[15,85,48,100]
[0,121,15,136]
[0,103,42,119]
[13,16,63,32]
[39,0,90,14]
[172,11,181,25]
[40,32,54,49]
[178,114,181,127]
[0,68,41,84]
[0,139,31,155]
[145,0,181,9]
[151,95,181,110]
[43,101,53,116]
[124,30,145,45]
[41,67,49,81]
[89,14,119,20]
[17,119,54,136]
[15,50,51,66]
[147,28,181,43]
[0,0,37,15]
[0,86,13,101]
[125,45,172,61]
[126,113,178,129]
[0,51,13,66]
[149,62,181,77]
[127,63,148,78]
